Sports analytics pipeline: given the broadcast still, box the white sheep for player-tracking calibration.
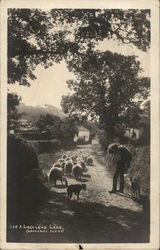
[62,154,67,159]
[58,158,65,164]
[48,167,65,186]
[65,161,73,176]
[86,156,93,166]
[71,155,77,162]
[72,165,83,180]
[79,161,86,171]
[53,162,63,170]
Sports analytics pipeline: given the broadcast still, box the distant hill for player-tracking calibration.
[18,103,66,121]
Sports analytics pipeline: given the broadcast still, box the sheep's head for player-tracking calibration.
[82,184,86,190]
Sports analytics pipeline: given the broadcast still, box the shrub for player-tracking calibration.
[28,139,61,153]
[61,137,76,149]
[38,139,61,153]
[128,145,150,195]
[7,135,49,224]
[7,134,39,181]
[98,130,113,151]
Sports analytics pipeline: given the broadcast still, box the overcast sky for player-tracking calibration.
[8,39,150,109]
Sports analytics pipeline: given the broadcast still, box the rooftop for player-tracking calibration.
[77,126,89,131]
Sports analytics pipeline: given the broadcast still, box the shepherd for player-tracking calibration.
[108,143,132,193]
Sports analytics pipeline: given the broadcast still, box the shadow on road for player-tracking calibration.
[7,189,150,243]
[78,178,88,183]
[115,192,131,199]
[82,173,91,178]
[52,184,67,189]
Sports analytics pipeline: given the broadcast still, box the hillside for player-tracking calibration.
[17,103,66,121]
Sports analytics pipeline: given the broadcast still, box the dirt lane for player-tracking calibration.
[36,144,148,243]
[74,144,142,212]
[8,144,149,243]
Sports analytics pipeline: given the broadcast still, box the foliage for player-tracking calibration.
[129,145,150,195]
[7,134,39,180]
[61,51,150,142]
[8,9,150,85]
[38,139,61,153]
[8,9,151,147]
[7,134,49,224]
[60,117,77,139]
[36,113,62,137]
[7,93,22,132]
[143,100,150,118]
[36,113,77,140]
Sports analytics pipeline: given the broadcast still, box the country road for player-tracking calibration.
[8,144,149,243]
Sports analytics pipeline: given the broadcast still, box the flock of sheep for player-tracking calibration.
[48,151,94,186]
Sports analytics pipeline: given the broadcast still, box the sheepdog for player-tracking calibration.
[130,177,140,200]
[67,183,86,200]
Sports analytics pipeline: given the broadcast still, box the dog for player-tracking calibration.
[67,183,86,200]
[130,177,140,200]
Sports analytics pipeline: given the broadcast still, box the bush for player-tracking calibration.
[98,130,113,151]
[60,137,76,149]
[38,139,61,153]
[132,135,150,147]
[77,137,87,145]
[28,139,61,153]
[128,145,150,195]
[7,135,49,224]
[7,134,39,181]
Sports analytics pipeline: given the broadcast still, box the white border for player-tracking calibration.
[0,0,159,249]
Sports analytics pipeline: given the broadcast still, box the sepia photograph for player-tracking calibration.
[0,0,159,249]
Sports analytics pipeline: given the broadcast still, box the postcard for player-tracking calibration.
[0,0,159,249]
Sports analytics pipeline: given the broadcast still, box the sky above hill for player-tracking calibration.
[8,39,150,109]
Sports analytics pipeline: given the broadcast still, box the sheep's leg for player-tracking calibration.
[77,193,79,201]
[70,193,72,199]
[54,179,56,187]
[67,192,70,204]
[135,190,137,199]
[61,178,63,186]
[137,190,139,199]
[132,190,134,199]
[137,189,140,200]
[138,187,140,199]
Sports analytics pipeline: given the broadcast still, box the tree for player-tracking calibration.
[7,93,22,132]
[36,114,62,138]
[7,134,49,224]
[61,51,150,141]
[8,9,150,145]
[8,9,150,85]
[36,114,76,140]
[60,117,77,139]
[143,100,150,118]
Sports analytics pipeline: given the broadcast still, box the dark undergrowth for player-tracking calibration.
[7,189,150,243]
